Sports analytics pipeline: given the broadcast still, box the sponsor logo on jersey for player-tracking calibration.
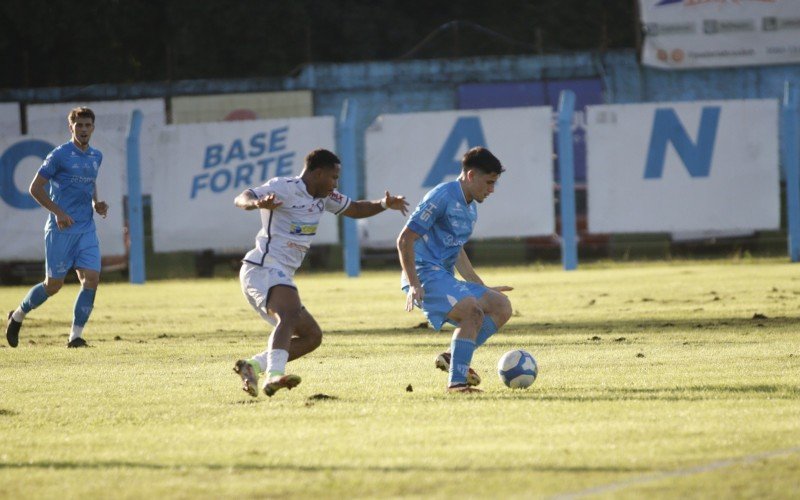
[64,175,96,184]
[419,202,437,222]
[286,241,310,253]
[289,221,318,235]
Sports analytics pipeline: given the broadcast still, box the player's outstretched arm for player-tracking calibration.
[234,190,282,211]
[342,190,409,219]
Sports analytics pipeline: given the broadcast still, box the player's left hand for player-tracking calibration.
[405,285,424,312]
[383,190,409,216]
[93,200,109,218]
[491,286,513,294]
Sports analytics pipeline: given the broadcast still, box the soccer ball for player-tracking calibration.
[497,350,538,388]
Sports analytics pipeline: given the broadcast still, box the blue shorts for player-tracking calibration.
[44,231,101,278]
[403,267,490,331]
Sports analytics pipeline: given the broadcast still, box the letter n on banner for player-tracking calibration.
[644,107,720,179]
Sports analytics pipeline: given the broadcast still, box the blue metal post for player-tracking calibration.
[557,90,578,270]
[782,82,800,262]
[126,110,146,283]
[337,99,361,277]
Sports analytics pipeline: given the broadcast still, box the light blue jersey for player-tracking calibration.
[405,180,477,275]
[402,180,488,331]
[38,141,103,234]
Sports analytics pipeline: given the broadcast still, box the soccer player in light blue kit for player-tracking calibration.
[397,147,513,393]
[5,107,108,348]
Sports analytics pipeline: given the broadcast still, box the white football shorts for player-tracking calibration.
[239,262,298,326]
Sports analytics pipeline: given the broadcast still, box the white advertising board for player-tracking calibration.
[27,99,166,194]
[587,99,779,234]
[364,107,554,246]
[0,133,127,259]
[151,116,337,253]
[0,103,20,136]
[638,0,800,69]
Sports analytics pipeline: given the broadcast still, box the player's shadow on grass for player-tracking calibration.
[503,315,794,335]
[483,383,800,402]
[331,314,796,339]
[0,460,650,474]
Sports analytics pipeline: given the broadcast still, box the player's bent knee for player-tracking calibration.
[497,295,513,325]
[451,299,484,328]
[43,280,63,295]
[308,328,323,351]
[82,277,100,289]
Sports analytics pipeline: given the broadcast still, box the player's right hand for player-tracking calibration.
[406,285,424,312]
[56,213,74,230]
[253,193,283,210]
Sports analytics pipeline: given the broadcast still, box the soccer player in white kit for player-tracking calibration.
[233,149,409,397]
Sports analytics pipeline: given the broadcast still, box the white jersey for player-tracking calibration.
[242,176,351,273]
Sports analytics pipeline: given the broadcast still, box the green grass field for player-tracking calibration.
[1,259,799,499]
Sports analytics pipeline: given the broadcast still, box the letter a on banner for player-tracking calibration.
[644,107,720,179]
[423,116,487,187]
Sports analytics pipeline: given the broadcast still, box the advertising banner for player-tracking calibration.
[27,99,166,195]
[364,107,554,246]
[586,99,779,233]
[0,133,127,259]
[458,79,604,183]
[0,103,20,137]
[151,116,337,252]
[171,91,313,124]
[638,0,800,69]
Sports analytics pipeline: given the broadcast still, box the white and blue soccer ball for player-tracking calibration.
[497,349,538,388]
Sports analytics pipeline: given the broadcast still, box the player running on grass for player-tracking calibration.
[397,147,513,393]
[233,148,408,397]
[5,107,109,349]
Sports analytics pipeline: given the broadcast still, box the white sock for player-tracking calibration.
[69,325,84,342]
[12,308,26,322]
[267,349,289,377]
[251,350,269,372]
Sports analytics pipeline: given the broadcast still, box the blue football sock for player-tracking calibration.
[20,283,49,313]
[448,338,476,386]
[73,288,96,327]
[474,316,498,348]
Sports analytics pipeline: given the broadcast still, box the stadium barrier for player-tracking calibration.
[1,93,797,283]
[782,82,800,262]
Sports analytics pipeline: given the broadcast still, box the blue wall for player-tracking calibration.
[600,51,800,103]
[303,50,799,195]
[3,49,799,196]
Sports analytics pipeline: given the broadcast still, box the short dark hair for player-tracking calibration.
[68,106,95,124]
[305,149,341,171]
[462,147,504,175]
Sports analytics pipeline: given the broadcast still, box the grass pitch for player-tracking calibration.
[1,259,799,499]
